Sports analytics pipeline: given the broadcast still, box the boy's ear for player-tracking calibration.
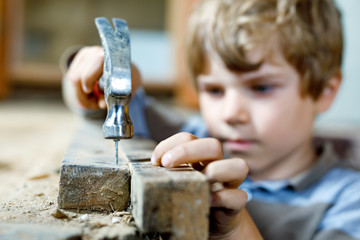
[315,71,342,113]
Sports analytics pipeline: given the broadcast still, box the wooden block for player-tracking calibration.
[58,119,210,239]
[122,140,210,240]
[58,119,130,211]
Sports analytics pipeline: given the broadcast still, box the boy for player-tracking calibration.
[63,0,360,239]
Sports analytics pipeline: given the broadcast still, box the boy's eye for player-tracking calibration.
[205,86,224,97]
[251,84,274,94]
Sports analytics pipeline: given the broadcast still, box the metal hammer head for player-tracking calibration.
[95,17,133,140]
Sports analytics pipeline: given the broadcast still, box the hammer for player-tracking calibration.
[95,17,134,164]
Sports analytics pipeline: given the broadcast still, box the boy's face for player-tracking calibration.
[197,48,321,180]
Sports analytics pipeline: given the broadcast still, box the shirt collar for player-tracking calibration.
[288,142,338,191]
[242,179,289,193]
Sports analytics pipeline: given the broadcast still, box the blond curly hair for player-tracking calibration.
[186,0,343,100]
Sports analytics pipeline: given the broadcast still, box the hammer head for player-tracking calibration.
[103,94,133,139]
[95,17,134,140]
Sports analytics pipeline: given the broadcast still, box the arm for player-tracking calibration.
[151,132,263,240]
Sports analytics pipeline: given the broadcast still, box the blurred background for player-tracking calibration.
[0,0,199,106]
[316,0,360,126]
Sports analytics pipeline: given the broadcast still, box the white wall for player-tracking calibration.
[317,0,360,126]
[130,30,174,85]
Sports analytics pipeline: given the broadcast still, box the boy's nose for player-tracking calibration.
[222,91,250,125]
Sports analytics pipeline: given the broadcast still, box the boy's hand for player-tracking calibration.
[66,46,106,110]
[65,46,142,110]
[151,132,261,239]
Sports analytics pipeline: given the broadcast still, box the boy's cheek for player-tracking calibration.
[200,102,217,126]
[254,111,291,140]
[200,105,222,134]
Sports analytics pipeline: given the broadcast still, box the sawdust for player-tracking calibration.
[0,100,161,239]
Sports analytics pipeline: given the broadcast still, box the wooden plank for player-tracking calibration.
[58,119,131,212]
[58,119,210,239]
[120,138,210,240]
[128,159,209,240]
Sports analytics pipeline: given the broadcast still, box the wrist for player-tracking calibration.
[210,210,262,240]
[229,210,263,240]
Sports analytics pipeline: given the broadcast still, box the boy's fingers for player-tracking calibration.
[81,48,104,93]
[204,159,249,188]
[65,46,105,110]
[151,132,198,166]
[211,189,248,212]
[154,137,223,168]
[66,46,104,94]
[74,81,99,110]
[66,48,86,84]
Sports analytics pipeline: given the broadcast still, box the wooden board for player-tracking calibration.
[58,118,210,239]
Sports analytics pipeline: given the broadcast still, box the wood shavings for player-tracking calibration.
[51,209,69,219]
[90,222,107,229]
[80,214,89,221]
[122,215,134,225]
[112,217,121,224]
[28,173,50,180]
[113,211,131,217]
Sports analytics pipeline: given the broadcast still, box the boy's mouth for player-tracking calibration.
[223,139,256,152]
